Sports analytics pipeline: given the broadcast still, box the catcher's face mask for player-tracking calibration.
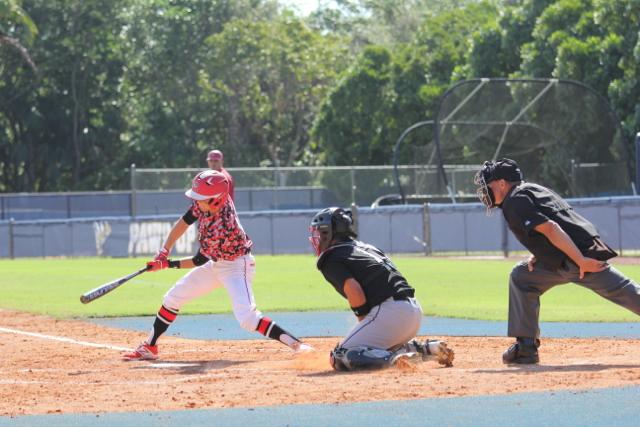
[309,226,331,256]
[309,207,356,256]
[474,162,497,210]
[474,159,523,212]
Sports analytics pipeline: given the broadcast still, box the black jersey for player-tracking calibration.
[501,182,617,269]
[316,239,414,307]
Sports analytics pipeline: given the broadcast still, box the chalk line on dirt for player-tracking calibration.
[0,326,129,351]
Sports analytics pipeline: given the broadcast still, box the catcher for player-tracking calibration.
[123,170,311,360]
[475,158,640,364]
[309,207,454,371]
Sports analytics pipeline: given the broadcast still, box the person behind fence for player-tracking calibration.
[206,149,235,201]
[122,169,312,360]
[309,207,454,371]
[474,158,640,364]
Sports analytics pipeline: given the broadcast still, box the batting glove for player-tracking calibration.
[147,258,169,272]
[154,247,170,261]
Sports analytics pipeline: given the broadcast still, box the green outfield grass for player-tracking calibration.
[0,256,639,322]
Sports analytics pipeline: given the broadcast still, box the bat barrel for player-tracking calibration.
[80,266,148,304]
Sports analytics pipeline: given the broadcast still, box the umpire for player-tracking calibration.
[309,207,454,371]
[474,158,640,364]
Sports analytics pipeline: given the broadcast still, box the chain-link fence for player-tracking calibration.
[3,161,630,221]
[132,165,419,208]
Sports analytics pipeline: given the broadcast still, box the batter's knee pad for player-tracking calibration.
[329,344,394,372]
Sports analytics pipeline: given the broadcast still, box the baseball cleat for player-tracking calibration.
[122,342,158,361]
[292,342,314,353]
[390,351,419,365]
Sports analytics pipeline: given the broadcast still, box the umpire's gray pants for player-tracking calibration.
[340,297,423,351]
[508,260,640,338]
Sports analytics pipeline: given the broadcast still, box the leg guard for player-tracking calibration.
[256,316,303,349]
[330,345,396,372]
[147,305,179,346]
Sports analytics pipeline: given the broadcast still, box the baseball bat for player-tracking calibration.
[80,266,150,304]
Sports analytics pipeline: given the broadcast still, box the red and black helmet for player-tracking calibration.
[185,170,229,209]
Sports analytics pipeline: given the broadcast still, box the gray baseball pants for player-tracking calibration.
[340,297,423,351]
[508,260,640,338]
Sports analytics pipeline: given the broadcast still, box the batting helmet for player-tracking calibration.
[185,170,229,209]
[309,207,356,255]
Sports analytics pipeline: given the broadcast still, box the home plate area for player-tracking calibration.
[1,310,640,417]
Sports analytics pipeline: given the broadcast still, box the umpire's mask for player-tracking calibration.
[309,207,356,256]
[474,158,523,210]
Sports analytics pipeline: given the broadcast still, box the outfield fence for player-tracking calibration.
[2,196,640,259]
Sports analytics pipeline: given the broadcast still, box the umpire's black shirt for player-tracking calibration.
[316,239,414,307]
[501,182,616,270]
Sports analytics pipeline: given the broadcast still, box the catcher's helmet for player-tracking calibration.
[185,170,229,210]
[473,158,523,208]
[309,207,356,255]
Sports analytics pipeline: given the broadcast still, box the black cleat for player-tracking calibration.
[502,338,539,364]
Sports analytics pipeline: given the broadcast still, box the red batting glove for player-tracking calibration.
[147,258,169,272]
[154,247,170,261]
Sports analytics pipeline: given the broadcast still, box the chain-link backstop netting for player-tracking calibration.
[394,78,633,203]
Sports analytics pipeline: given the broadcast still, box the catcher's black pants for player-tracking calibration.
[508,260,640,338]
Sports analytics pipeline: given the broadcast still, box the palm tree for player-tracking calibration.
[0,0,38,72]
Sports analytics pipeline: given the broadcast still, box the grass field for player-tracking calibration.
[1,256,639,322]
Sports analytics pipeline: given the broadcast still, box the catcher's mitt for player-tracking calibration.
[428,340,455,367]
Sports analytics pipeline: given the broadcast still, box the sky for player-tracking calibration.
[279,0,322,15]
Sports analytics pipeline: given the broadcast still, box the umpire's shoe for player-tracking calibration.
[502,337,539,364]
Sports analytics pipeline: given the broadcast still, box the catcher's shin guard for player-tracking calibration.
[330,345,395,371]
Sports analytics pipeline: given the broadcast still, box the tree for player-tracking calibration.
[1,0,129,191]
[0,0,38,191]
[513,0,637,184]
[311,1,500,167]
[593,0,640,145]
[311,45,394,165]
[120,0,277,169]
[0,0,37,68]
[201,15,348,167]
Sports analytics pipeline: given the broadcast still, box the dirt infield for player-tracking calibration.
[1,310,640,417]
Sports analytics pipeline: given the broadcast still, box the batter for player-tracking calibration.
[123,170,311,360]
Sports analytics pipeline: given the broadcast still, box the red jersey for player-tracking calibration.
[183,199,252,261]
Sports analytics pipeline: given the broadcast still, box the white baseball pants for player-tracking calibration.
[162,254,262,331]
[340,297,423,351]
